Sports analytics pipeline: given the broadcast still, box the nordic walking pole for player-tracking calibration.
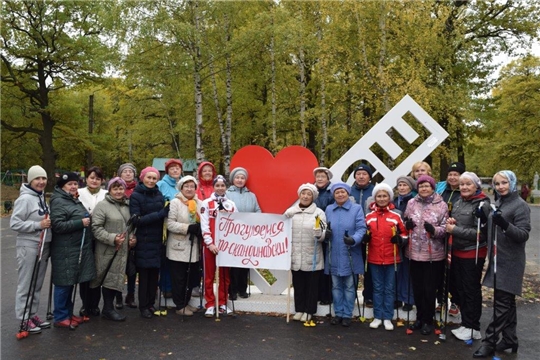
[490,204,500,355]
[439,234,453,341]
[286,270,291,323]
[182,233,195,322]
[304,215,321,327]
[16,222,48,339]
[406,229,413,335]
[70,214,89,330]
[46,270,53,320]
[344,231,362,322]
[393,240,398,324]
[465,201,485,345]
[360,230,369,323]
[215,259,220,321]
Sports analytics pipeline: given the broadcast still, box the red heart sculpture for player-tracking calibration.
[230,145,319,214]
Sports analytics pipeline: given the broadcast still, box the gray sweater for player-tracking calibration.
[10,184,52,247]
[483,191,531,296]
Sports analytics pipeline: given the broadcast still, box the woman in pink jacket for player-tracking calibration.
[403,175,448,335]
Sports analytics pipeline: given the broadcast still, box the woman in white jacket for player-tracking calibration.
[285,183,326,325]
[166,176,202,316]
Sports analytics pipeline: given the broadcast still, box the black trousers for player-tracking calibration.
[80,281,101,310]
[101,287,119,312]
[410,259,444,325]
[169,259,197,310]
[229,267,249,296]
[361,243,373,301]
[483,289,518,346]
[292,270,321,315]
[453,256,485,330]
[137,267,159,311]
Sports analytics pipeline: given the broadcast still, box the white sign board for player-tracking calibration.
[216,212,292,271]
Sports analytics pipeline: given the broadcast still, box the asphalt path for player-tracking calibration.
[1,211,539,360]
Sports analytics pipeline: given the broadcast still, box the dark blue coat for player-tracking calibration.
[130,184,166,268]
[315,182,334,211]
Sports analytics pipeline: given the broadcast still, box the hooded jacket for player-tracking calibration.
[157,174,180,202]
[10,184,52,247]
[403,192,448,262]
[50,186,96,286]
[450,193,490,252]
[196,161,217,201]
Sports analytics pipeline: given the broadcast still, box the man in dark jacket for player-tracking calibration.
[350,164,375,308]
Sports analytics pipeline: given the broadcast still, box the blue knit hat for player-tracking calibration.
[354,164,373,179]
[331,182,351,195]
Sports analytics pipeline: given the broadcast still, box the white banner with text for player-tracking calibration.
[216,212,291,270]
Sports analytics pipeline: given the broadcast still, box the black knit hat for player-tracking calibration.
[354,164,374,179]
[448,162,465,175]
[57,172,79,188]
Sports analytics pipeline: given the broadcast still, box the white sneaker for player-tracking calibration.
[451,326,467,338]
[204,306,215,318]
[219,305,232,315]
[293,312,304,321]
[454,327,480,341]
[384,320,394,331]
[370,318,382,329]
[300,312,308,322]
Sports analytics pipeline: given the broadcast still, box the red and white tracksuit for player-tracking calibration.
[200,193,237,309]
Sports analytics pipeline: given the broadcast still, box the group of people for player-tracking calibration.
[11,158,531,358]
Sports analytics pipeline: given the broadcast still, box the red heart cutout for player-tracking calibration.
[230,145,319,214]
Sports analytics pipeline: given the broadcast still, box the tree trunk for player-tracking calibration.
[298,47,307,147]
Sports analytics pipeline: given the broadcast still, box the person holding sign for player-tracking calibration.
[200,175,237,318]
[325,182,367,327]
[285,183,326,326]
[226,167,261,300]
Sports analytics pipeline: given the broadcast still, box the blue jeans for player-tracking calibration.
[370,263,397,320]
[54,285,74,322]
[331,274,355,319]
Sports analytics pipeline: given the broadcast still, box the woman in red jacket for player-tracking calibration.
[364,183,407,331]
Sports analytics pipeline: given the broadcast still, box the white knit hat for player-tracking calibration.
[27,165,47,183]
[297,183,319,200]
[372,183,394,200]
[176,175,198,191]
[313,167,333,180]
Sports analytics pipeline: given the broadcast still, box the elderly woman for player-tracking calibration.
[130,167,169,319]
[157,158,183,301]
[166,175,202,316]
[90,177,136,322]
[285,183,326,324]
[77,166,107,317]
[393,175,416,312]
[226,167,261,300]
[11,166,52,334]
[118,162,138,308]
[365,183,408,331]
[325,182,367,327]
[446,172,490,341]
[403,175,448,335]
[200,175,237,317]
[473,171,531,358]
[50,172,96,329]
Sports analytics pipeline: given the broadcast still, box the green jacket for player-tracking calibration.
[50,186,96,286]
[90,194,132,292]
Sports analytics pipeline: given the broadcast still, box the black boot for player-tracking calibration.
[102,288,126,321]
[472,345,494,358]
[495,339,518,353]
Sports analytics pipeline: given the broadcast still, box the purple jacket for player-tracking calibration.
[404,193,448,262]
